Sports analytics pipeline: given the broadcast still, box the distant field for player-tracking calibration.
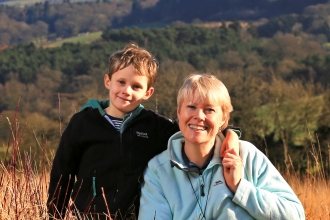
[43,31,102,48]
[0,0,95,6]
[0,0,42,6]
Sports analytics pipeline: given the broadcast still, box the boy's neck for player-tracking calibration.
[104,106,125,118]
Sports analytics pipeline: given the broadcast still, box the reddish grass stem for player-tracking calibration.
[101,187,111,219]
[58,93,62,136]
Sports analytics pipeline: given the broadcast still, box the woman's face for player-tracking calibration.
[177,96,225,147]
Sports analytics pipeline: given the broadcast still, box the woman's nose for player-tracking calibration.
[194,109,205,120]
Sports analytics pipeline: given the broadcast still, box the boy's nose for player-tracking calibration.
[122,86,132,95]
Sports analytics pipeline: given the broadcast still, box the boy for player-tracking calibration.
[47,44,240,219]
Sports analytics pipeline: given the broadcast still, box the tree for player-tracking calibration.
[255,77,323,169]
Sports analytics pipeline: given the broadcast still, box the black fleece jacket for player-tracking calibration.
[47,107,179,219]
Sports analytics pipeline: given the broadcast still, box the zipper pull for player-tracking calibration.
[93,170,96,196]
[200,184,205,197]
[199,175,205,197]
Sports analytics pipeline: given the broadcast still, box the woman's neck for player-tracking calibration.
[183,141,215,168]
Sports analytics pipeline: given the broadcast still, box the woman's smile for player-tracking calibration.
[188,124,207,131]
[177,98,225,148]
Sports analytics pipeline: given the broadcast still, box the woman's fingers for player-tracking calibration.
[222,151,242,193]
[220,130,239,157]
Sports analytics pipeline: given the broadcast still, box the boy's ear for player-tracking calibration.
[142,87,154,100]
[104,74,111,89]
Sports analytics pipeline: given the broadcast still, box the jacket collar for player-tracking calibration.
[169,132,223,173]
[80,99,144,131]
[80,99,109,116]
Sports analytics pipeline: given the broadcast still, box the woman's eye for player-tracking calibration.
[187,105,196,109]
[206,108,215,113]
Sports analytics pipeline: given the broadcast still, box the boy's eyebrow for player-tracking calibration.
[130,79,145,88]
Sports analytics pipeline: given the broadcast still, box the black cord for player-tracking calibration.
[186,173,206,219]
[203,168,213,219]
[186,170,214,220]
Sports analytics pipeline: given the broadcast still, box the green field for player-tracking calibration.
[0,0,43,6]
[43,31,102,48]
[0,0,96,6]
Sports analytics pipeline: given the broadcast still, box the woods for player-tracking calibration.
[0,22,329,174]
[1,0,330,46]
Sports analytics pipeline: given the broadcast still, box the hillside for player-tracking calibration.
[1,0,330,46]
[1,23,330,172]
[121,0,329,25]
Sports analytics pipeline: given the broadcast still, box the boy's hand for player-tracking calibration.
[220,129,239,157]
[220,129,242,193]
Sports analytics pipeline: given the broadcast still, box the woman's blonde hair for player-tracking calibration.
[108,43,158,89]
[177,73,233,130]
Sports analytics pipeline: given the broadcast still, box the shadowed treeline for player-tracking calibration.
[0,0,330,45]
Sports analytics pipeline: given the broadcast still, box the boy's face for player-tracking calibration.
[104,65,154,118]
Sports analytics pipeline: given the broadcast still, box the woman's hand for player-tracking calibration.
[222,148,242,193]
[220,129,239,157]
[220,130,242,193]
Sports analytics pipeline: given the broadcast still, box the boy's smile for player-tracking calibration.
[104,65,154,118]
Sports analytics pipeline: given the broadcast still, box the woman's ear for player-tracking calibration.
[177,105,181,118]
[220,116,227,130]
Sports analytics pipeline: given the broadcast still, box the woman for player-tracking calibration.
[138,74,305,220]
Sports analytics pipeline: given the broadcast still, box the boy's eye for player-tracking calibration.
[118,80,125,84]
[133,85,141,89]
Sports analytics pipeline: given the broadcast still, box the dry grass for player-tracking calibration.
[0,99,50,219]
[0,101,329,219]
[0,162,49,219]
[294,175,330,219]
[284,144,330,219]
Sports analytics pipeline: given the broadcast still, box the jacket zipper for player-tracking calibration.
[128,128,133,168]
[111,134,122,212]
[199,175,205,197]
[112,114,132,212]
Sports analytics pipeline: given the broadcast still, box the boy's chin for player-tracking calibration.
[123,104,142,112]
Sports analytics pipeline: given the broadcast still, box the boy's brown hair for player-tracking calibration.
[108,43,158,89]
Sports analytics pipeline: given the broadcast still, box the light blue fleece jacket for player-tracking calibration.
[139,131,305,220]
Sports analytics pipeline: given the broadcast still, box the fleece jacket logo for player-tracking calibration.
[213,180,223,186]
[136,131,148,138]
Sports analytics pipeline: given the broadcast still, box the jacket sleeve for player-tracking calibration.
[138,162,172,220]
[155,115,179,151]
[232,141,305,220]
[47,113,82,218]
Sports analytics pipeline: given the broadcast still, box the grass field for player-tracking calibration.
[0,0,43,6]
[0,107,329,219]
[1,130,329,219]
[0,0,96,6]
[42,31,103,48]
